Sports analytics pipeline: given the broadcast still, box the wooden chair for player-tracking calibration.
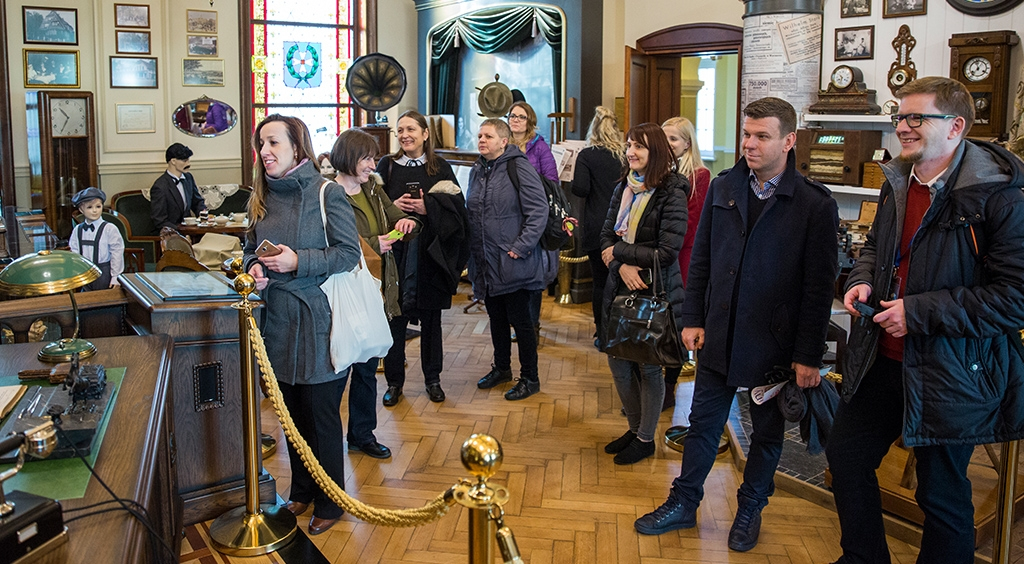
[212,186,252,215]
[110,190,161,265]
[160,227,196,257]
[156,249,208,272]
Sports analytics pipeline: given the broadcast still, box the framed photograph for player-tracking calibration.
[23,7,78,45]
[186,10,217,34]
[110,56,158,88]
[116,30,150,54]
[114,4,149,28]
[187,35,218,57]
[841,0,871,17]
[835,25,875,60]
[183,58,224,86]
[883,0,926,17]
[23,49,79,88]
[115,103,155,133]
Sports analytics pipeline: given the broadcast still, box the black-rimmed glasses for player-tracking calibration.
[507,113,528,122]
[891,113,957,128]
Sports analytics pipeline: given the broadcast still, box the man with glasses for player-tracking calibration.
[827,76,1024,563]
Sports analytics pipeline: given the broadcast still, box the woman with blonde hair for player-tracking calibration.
[572,106,627,346]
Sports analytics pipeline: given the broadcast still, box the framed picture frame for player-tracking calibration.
[114,4,149,28]
[186,35,218,57]
[841,0,872,17]
[23,49,79,88]
[115,103,156,133]
[835,25,875,60]
[883,0,926,17]
[186,10,217,34]
[183,58,225,86]
[110,56,158,88]
[23,7,78,45]
[116,30,150,54]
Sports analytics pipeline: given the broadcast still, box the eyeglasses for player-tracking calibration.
[891,113,957,128]
[508,114,528,122]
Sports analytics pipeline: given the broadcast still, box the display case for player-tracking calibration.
[796,129,882,187]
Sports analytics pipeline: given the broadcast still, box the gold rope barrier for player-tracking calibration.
[248,317,454,527]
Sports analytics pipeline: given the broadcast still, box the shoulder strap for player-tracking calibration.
[321,179,369,272]
[506,156,521,193]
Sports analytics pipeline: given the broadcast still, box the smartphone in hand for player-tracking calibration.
[406,182,422,199]
[255,239,282,257]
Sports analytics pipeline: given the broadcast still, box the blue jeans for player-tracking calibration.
[343,359,380,446]
[826,356,975,564]
[669,364,785,509]
[607,356,664,441]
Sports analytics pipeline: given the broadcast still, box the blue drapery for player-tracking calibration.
[429,5,562,115]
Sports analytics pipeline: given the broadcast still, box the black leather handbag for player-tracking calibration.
[602,257,685,366]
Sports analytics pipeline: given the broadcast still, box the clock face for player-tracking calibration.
[832,66,854,90]
[882,100,900,115]
[50,98,88,138]
[963,56,992,82]
[889,68,910,90]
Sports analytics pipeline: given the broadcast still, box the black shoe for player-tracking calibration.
[613,437,655,465]
[350,440,392,459]
[426,383,446,402]
[382,386,402,407]
[504,379,540,401]
[477,366,513,389]
[634,498,697,535]
[728,502,763,552]
[604,430,637,454]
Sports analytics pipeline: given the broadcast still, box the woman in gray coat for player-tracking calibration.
[243,114,360,536]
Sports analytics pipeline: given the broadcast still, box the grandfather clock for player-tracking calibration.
[26,91,99,239]
[949,31,1020,140]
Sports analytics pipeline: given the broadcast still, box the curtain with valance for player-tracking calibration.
[429,5,563,115]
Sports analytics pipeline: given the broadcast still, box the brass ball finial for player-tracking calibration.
[229,257,244,275]
[461,434,502,480]
[234,273,256,298]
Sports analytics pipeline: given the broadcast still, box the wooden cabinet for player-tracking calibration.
[796,129,882,187]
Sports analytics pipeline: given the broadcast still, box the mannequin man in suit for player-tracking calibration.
[150,142,207,232]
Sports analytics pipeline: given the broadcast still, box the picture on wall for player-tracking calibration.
[23,49,79,88]
[183,58,224,86]
[23,7,77,45]
[114,4,150,28]
[835,25,874,60]
[186,10,217,34]
[883,0,926,17]
[187,35,218,57]
[841,0,871,17]
[110,56,158,88]
[116,30,150,54]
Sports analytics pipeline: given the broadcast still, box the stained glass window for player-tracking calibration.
[250,0,359,155]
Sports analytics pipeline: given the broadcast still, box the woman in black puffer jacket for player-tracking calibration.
[599,122,689,465]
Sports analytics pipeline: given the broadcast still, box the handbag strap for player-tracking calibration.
[320,179,369,272]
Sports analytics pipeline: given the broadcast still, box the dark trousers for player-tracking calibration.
[486,288,540,382]
[670,364,785,509]
[342,359,380,446]
[529,288,543,327]
[826,356,975,564]
[384,310,444,388]
[587,250,609,340]
[279,378,346,519]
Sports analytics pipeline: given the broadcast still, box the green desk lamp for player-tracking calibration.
[0,250,101,362]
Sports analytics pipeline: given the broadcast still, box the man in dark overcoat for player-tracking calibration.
[827,77,1024,564]
[150,142,207,232]
[634,97,839,552]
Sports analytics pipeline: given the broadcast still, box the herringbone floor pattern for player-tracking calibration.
[181,285,924,563]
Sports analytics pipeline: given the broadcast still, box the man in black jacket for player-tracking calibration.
[827,77,1024,564]
[150,142,207,232]
[634,97,839,552]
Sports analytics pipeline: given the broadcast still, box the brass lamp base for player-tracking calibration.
[38,338,97,363]
[209,504,296,556]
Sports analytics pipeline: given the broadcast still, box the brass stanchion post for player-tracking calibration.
[453,434,523,563]
[210,271,297,555]
[993,440,1020,564]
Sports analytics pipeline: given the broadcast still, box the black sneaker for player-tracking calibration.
[604,430,637,454]
[728,502,762,552]
[477,366,513,389]
[613,437,655,465]
[634,498,697,535]
[504,379,540,401]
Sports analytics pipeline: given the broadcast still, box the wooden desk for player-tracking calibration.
[177,222,248,238]
[0,335,181,564]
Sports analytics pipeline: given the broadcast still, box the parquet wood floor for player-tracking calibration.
[181,285,923,563]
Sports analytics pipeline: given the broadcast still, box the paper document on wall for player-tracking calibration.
[553,140,586,182]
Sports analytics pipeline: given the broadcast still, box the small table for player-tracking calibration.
[177,221,248,238]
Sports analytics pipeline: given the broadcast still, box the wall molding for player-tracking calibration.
[99,158,243,176]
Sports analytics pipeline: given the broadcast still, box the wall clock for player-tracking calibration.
[949,30,1020,139]
[946,0,1024,16]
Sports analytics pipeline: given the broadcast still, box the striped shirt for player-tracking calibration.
[748,170,785,200]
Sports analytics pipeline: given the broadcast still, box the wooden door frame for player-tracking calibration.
[0,0,19,255]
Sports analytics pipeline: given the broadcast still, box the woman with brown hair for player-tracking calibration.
[243,114,360,535]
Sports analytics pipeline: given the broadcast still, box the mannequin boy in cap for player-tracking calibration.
[69,187,124,290]
[150,142,207,232]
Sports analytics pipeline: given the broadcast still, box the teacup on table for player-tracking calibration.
[214,215,230,225]
[231,212,246,223]
[183,217,198,226]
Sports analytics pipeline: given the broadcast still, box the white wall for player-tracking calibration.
[376,0,419,150]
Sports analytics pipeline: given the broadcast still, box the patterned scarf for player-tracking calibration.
[613,170,655,244]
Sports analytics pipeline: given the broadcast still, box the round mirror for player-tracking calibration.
[172,95,237,137]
